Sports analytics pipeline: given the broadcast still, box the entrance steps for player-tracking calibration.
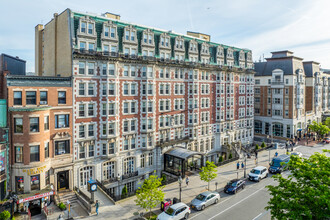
[58,191,79,208]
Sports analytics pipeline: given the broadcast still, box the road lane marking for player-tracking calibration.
[252,213,262,220]
[208,186,266,220]
[190,198,231,219]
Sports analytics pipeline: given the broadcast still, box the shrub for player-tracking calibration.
[261,142,267,148]
[229,153,233,159]
[255,144,260,150]
[161,174,167,186]
[121,185,128,199]
[58,202,66,211]
[0,210,10,220]
[218,156,223,163]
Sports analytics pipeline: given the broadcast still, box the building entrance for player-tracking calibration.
[57,171,69,191]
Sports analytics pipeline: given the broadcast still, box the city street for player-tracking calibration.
[188,143,329,220]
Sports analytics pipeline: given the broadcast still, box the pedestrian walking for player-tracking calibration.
[186,177,189,186]
[275,152,278,157]
[237,162,240,170]
[241,162,244,169]
[95,200,99,216]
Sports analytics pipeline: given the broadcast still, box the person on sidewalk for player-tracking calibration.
[275,152,278,157]
[186,177,189,186]
[95,200,99,216]
[237,162,240,170]
[241,162,244,169]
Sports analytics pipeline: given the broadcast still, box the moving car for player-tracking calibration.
[157,202,190,220]
[269,154,290,174]
[190,191,220,211]
[248,166,268,182]
[224,179,246,194]
[324,137,330,144]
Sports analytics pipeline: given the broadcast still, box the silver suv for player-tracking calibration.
[248,166,269,182]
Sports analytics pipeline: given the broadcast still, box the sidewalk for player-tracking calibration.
[84,146,288,220]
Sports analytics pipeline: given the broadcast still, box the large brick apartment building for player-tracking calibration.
[2,75,73,212]
[35,9,254,199]
[254,50,329,140]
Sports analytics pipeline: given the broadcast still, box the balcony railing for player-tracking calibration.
[271,81,284,85]
[122,171,138,180]
[101,177,117,185]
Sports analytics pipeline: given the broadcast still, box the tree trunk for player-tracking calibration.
[208,182,210,191]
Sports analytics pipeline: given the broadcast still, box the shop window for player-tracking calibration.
[45,170,50,186]
[55,140,70,155]
[13,91,22,105]
[58,91,66,104]
[26,91,36,105]
[30,145,40,162]
[31,175,40,191]
[15,176,24,194]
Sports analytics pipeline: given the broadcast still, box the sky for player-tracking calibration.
[0,0,330,72]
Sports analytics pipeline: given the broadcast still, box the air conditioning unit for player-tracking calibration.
[40,101,47,105]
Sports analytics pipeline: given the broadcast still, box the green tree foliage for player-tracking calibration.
[324,117,330,129]
[261,142,267,148]
[161,174,167,186]
[135,172,165,219]
[0,211,10,220]
[255,144,260,150]
[229,153,233,159]
[218,155,223,163]
[266,152,330,219]
[121,185,128,199]
[309,121,330,140]
[199,161,218,191]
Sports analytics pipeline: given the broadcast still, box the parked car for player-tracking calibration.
[190,191,220,211]
[324,137,330,143]
[291,152,303,158]
[224,179,246,194]
[157,202,190,220]
[248,166,268,182]
[269,154,290,174]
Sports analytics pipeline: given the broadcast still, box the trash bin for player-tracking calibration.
[172,197,179,204]
[275,143,278,149]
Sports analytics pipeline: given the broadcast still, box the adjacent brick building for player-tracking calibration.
[35,9,254,199]
[254,51,329,140]
[4,75,73,210]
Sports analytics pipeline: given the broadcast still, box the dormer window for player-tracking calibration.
[131,31,135,41]
[125,30,129,40]
[81,22,86,33]
[161,37,165,46]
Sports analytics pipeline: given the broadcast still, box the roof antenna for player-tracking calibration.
[262,54,265,61]
[259,56,262,62]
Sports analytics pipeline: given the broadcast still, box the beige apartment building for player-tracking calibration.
[254,51,329,140]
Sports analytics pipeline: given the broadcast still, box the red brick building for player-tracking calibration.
[4,75,72,211]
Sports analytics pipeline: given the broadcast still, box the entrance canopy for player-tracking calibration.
[164,147,204,178]
[165,147,203,160]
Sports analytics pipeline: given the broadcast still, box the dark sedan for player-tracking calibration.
[224,179,246,194]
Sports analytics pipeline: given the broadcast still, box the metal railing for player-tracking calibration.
[271,81,284,85]
[122,171,139,180]
[96,179,117,201]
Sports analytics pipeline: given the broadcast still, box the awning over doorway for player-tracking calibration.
[165,147,203,160]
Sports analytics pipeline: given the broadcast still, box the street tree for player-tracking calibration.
[308,121,330,140]
[266,151,330,219]
[324,117,330,129]
[135,172,165,219]
[199,161,218,191]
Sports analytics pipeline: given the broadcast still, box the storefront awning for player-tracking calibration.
[165,147,203,160]
[17,186,54,204]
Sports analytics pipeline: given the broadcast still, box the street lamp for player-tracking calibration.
[244,154,247,178]
[178,176,182,202]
